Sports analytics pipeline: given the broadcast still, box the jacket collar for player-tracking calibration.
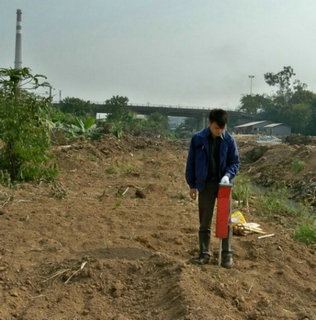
[198,127,226,153]
[199,127,225,140]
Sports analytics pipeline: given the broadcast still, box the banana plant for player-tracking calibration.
[70,117,96,137]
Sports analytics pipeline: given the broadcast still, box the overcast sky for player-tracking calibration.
[1,0,316,109]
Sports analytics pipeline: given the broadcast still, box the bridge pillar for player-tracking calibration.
[197,114,208,130]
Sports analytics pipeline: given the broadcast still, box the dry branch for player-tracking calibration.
[258,234,275,239]
[65,261,87,284]
[42,268,70,283]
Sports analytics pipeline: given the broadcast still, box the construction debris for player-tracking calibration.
[256,135,282,144]
[258,234,275,239]
[232,211,266,236]
[233,223,266,236]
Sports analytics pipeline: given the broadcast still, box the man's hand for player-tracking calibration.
[189,188,197,200]
[220,175,230,184]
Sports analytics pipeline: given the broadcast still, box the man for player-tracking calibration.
[185,109,239,268]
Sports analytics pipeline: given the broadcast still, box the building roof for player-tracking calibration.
[234,120,268,128]
[264,123,287,128]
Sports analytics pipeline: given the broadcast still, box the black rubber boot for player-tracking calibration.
[221,252,234,268]
[191,255,210,265]
[199,230,211,258]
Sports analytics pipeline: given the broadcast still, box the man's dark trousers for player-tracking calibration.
[198,179,232,258]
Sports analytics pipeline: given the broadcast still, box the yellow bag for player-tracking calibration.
[231,211,246,226]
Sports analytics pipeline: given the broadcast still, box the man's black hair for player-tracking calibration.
[208,109,228,128]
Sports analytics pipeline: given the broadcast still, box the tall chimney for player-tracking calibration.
[14,9,22,69]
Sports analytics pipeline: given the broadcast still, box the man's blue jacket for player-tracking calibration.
[185,127,239,191]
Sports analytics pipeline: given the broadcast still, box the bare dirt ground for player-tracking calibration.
[0,134,315,320]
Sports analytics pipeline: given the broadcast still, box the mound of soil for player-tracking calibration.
[284,135,316,146]
[236,135,316,207]
[0,134,315,320]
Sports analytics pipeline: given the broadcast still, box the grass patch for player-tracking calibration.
[256,189,316,246]
[121,163,134,174]
[235,173,315,247]
[105,162,139,176]
[105,165,120,174]
[291,159,306,174]
[232,175,251,207]
[259,189,299,216]
[294,220,316,245]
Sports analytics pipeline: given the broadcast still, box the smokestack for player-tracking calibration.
[14,9,22,69]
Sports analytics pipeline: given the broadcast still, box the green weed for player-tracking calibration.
[239,174,314,247]
[106,165,120,174]
[294,220,316,245]
[0,170,12,188]
[232,175,251,207]
[292,159,306,174]
[86,154,96,161]
[258,189,306,217]
[121,163,134,174]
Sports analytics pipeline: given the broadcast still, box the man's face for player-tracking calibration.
[209,121,225,137]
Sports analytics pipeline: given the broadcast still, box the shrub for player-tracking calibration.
[0,67,57,182]
[110,121,123,139]
[69,117,98,139]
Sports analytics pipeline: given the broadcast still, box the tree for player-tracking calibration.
[260,66,315,132]
[308,100,316,135]
[290,89,316,106]
[147,112,169,131]
[59,97,93,117]
[286,103,312,134]
[237,66,316,135]
[105,95,129,121]
[238,94,271,115]
[264,66,307,99]
[0,67,57,182]
[264,66,307,115]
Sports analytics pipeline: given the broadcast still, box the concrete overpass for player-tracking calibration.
[53,101,254,130]
[92,103,254,129]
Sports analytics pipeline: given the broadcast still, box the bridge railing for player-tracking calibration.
[86,101,210,110]
[53,100,245,114]
[128,103,210,110]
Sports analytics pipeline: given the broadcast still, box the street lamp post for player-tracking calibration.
[248,75,255,95]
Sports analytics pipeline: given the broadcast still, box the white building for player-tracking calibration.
[263,123,291,136]
[234,120,270,134]
[96,113,108,120]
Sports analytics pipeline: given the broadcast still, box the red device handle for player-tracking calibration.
[216,185,232,238]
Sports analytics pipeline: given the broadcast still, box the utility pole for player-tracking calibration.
[248,75,255,95]
[49,86,53,100]
[14,9,22,69]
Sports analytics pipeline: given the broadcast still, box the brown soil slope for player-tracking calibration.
[236,135,316,207]
[0,134,315,320]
